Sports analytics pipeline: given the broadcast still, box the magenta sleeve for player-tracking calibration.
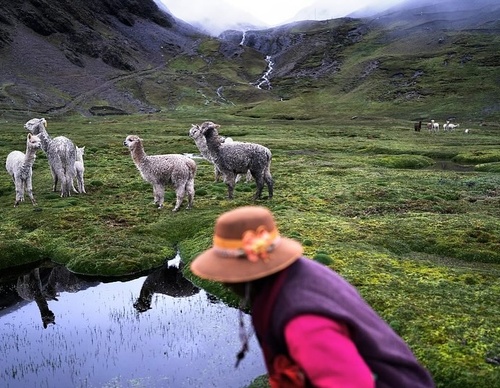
[284,314,375,388]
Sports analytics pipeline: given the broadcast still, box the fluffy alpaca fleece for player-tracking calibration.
[24,118,77,197]
[194,121,273,200]
[188,124,251,183]
[74,146,86,194]
[5,133,42,207]
[123,135,196,211]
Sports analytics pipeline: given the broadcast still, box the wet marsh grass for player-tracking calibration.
[0,110,499,386]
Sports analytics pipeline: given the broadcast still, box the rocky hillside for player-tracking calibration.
[0,0,499,120]
[0,0,206,116]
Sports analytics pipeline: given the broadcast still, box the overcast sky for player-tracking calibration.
[157,0,406,34]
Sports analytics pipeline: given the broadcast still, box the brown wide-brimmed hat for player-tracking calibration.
[191,206,303,283]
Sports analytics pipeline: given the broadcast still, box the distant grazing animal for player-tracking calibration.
[432,120,439,132]
[427,120,439,133]
[5,133,42,207]
[123,135,196,211]
[447,123,459,131]
[192,121,273,200]
[24,118,77,197]
[73,146,86,194]
[188,125,252,183]
[414,121,422,132]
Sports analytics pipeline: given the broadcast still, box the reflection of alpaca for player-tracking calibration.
[134,260,200,313]
[16,268,56,328]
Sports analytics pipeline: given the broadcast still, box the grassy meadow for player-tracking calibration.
[0,107,499,387]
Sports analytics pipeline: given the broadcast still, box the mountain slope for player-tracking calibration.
[0,0,206,116]
[0,0,499,121]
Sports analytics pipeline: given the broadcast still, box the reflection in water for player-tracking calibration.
[16,268,57,328]
[133,257,199,313]
[0,258,266,387]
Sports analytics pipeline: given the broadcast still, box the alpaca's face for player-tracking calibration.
[27,133,42,150]
[123,135,141,149]
[24,118,47,134]
[188,124,203,140]
[76,146,85,158]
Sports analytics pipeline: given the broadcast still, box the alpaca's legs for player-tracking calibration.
[245,170,253,183]
[14,178,24,207]
[253,176,264,200]
[153,185,165,209]
[76,172,86,194]
[79,174,86,194]
[26,174,37,206]
[223,173,236,199]
[214,166,221,182]
[264,171,274,200]
[59,176,71,197]
[50,167,58,192]
[173,186,186,212]
[185,180,195,209]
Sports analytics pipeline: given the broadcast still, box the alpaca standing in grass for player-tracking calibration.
[5,133,42,207]
[188,124,252,183]
[193,121,273,200]
[74,146,86,194]
[24,118,76,197]
[123,135,196,211]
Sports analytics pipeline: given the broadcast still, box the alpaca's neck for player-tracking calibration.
[193,136,211,159]
[23,146,38,166]
[205,133,222,160]
[205,132,222,152]
[130,143,147,165]
[35,124,52,152]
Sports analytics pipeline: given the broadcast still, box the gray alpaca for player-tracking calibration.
[5,133,42,207]
[24,118,77,197]
[189,124,252,183]
[194,121,273,200]
[123,135,197,211]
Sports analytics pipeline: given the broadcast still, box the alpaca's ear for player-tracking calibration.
[27,133,32,140]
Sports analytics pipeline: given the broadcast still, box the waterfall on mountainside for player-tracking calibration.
[255,55,274,89]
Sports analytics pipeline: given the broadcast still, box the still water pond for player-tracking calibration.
[0,257,266,388]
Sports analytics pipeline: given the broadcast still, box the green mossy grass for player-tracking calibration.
[1,110,499,387]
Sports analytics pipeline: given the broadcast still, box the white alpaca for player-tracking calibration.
[123,135,196,211]
[24,118,77,197]
[5,133,42,207]
[447,123,459,131]
[432,120,439,132]
[74,146,86,194]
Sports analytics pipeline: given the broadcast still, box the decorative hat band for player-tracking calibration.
[213,226,280,262]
